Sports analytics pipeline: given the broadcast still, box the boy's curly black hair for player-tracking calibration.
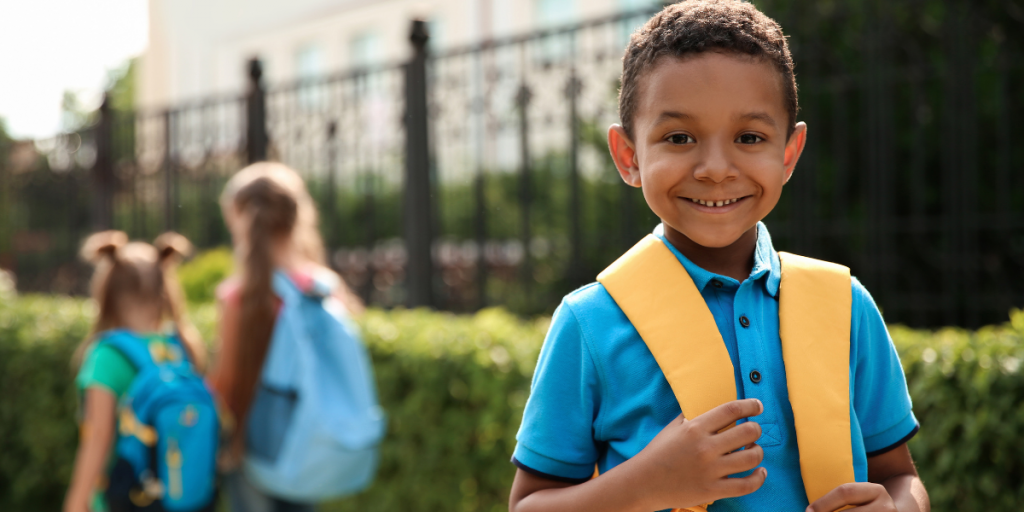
[619,0,798,139]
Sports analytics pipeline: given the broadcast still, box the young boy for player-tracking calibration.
[508,2,930,512]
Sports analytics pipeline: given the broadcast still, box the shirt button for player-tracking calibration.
[739,315,750,328]
[750,370,762,383]
[711,279,723,288]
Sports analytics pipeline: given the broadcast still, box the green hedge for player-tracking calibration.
[323,309,546,512]
[177,247,234,304]
[0,292,1022,511]
[892,319,1024,508]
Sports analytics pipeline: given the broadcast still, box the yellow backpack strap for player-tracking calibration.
[597,235,736,512]
[778,252,856,504]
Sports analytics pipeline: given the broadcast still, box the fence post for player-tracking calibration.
[162,109,175,231]
[474,160,487,309]
[404,19,434,308]
[325,121,339,249]
[566,69,583,285]
[516,83,532,294]
[247,58,268,164]
[93,93,114,230]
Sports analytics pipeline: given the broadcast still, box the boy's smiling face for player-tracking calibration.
[609,52,806,249]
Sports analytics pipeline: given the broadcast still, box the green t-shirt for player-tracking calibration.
[75,332,170,512]
[77,343,137,398]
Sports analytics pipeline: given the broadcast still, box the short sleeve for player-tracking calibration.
[512,301,601,482]
[76,343,136,399]
[850,278,919,456]
[216,277,242,305]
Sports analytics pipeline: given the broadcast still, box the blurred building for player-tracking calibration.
[139,0,662,110]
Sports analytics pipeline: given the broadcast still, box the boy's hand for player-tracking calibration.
[806,483,897,512]
[633,398,767,511]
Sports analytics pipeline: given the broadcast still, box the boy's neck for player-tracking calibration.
[663,224,758,283]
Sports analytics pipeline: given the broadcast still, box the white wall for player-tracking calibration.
[138,0,648,110]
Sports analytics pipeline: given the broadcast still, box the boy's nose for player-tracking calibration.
[692,143,737,183]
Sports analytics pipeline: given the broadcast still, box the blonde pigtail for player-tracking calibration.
[155,232,207,373]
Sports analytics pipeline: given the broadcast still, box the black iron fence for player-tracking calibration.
[1,1,1023,328]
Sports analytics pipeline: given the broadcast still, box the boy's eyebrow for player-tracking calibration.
[653,110,695,124]
[737,111,778,128]
[652,111,778,128]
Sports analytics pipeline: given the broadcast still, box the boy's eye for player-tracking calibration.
[667,133,694,145]
[736,133,764,144]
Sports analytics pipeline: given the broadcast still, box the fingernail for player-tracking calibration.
[756,399,763,414]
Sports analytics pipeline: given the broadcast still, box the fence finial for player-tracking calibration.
[246,57,268,163]
[410,18,430,48]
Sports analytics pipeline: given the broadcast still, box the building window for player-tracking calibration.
[618,0,660,11]
[348,31,389,152]
[296,44,324,79]
[349,31,381,68]
[534,0,576,63]
[427,17,444,53]
[618,0,661,47]
[295,44,324,107]
[536,0,575,27]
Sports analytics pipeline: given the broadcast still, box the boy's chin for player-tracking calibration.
[669,223,752,250]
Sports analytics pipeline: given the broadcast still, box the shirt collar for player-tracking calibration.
[652,221,781,297]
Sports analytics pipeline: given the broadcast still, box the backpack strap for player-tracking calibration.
[597,235,733,512]
[597,235,738,424]
[97,330,157,372]
[95,330,161,447]
[597,236,856,509]
[272,271,302,303]
[777,252,855,503]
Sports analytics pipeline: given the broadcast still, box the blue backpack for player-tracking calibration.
[97,330,219,512]
[243,270,385,502]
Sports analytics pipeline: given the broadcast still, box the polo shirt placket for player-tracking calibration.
[655,230,792,458]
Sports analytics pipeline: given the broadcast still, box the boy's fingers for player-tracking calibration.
[712,420,761,453]
[715,466,767,498]
[696,399,763,433]
[806,483,881,512]
[718,445,764,476]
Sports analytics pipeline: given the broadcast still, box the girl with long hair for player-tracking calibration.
[64,231,203,512]
[208,162,363,512]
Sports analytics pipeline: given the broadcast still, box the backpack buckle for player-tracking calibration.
[129,471,165,506]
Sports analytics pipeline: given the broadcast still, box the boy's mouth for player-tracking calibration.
[683,196,750,208]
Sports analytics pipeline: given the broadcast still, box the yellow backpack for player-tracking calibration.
[597,235,856,511]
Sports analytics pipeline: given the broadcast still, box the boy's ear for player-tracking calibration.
[608,124,642,188]
[783,122,808,184]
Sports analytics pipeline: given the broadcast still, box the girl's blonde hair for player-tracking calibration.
[75,230,206,371]
[219,162,362,421]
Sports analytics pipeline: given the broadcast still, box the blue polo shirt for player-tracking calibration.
[512,222,918,511]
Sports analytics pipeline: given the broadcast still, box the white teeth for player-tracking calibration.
[693,198,742,207]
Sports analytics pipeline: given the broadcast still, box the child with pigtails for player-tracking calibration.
[65,231,209,512]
